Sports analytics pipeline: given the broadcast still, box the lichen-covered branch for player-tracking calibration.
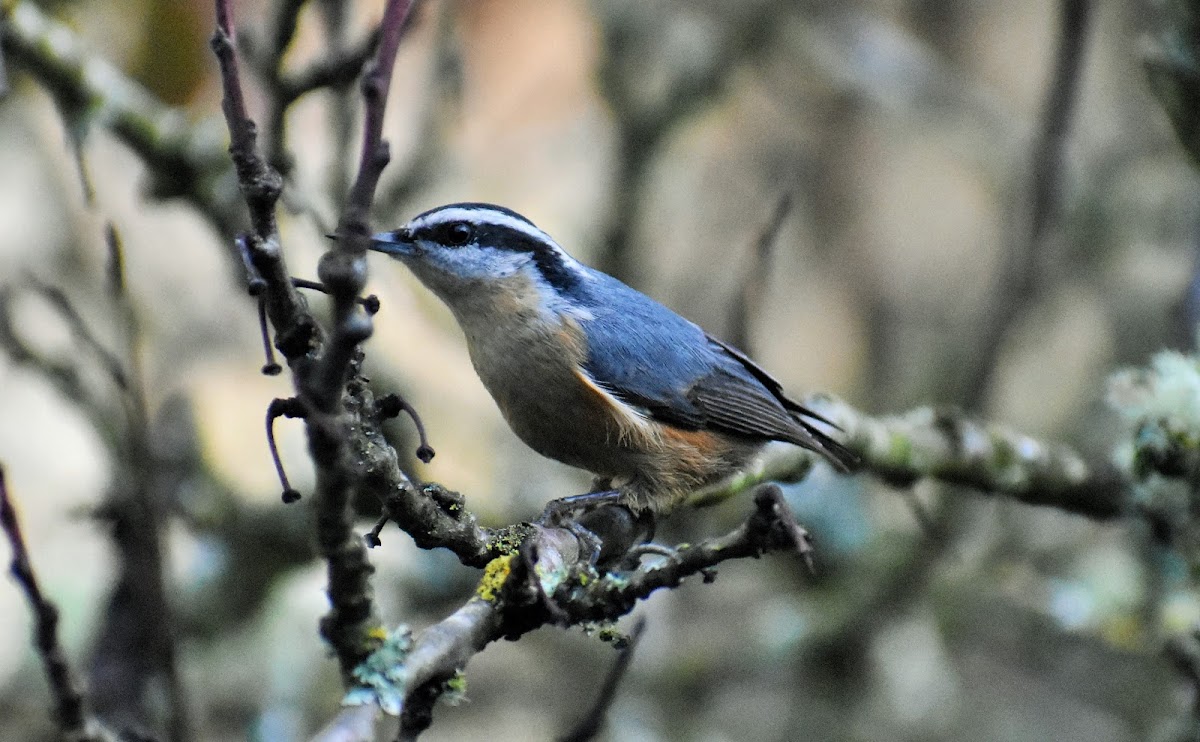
[693,394,1127,520]
[317,486,813,741]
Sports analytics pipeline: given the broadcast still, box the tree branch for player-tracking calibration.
[1,0,239,235]
[318,486,813,740]
[0,466,113,742]
[691,394,1127,520]
[210,0,421,685]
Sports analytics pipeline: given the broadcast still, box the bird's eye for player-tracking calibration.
[442,222,474,247]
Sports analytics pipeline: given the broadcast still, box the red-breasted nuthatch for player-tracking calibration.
[370,203,855,514]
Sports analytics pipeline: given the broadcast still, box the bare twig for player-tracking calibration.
[210,0,421,685]
[376,393,435,463]
[212,0,285,250]
[307,0,418,683]
[558,616,647,742]
[212,0,382,685]
[0,466,107,742]
[376,0,461,218]
[266,398,306,503]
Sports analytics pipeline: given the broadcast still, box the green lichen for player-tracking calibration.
[443,670,468,706]
[487,524,534,556]
[887,430,912,465]
[343,625,414,716]
[990,434,1017,470]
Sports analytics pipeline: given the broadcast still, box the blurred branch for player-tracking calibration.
[1167,626,1200,724]
[319,486,813,740]
[84,222,190,742]
[1148,2,1200,346]
[279,30,380,104]
[963,0,1093,410]
[0,466,114,742]
[1146,0,1200,169]
[695,394,1127,520]
[727,193,791,353]
[239,0,381,174]
[0,286,117,442]
[593,3,786,284]
[0,28,8,97]
[0,1,240,235]
[557,616,646,742]
[0,267,189,736]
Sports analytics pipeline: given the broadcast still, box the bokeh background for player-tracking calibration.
[1,0,1198,740]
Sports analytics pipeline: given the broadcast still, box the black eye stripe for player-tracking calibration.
[472,224,579,292]
[413,216,581,292]
[423,221,474,246]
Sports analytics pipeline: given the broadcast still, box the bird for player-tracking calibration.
[369,202,856,515]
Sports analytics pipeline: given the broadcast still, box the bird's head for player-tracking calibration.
[370,203,587,312]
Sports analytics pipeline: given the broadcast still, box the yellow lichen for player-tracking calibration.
[366,625,389,642]
[476,553,515,602]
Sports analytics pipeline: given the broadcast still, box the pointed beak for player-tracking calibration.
[369,227,415,257]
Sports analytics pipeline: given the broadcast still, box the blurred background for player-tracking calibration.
[1,0,1198,739]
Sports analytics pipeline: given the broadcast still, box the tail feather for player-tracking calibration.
[794,418,859,473]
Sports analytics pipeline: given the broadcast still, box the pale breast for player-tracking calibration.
[459,306,642,477]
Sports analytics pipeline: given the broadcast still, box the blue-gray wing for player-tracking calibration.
[577,274,856,471]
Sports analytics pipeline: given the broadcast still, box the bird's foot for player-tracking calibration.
[537,490,653,567]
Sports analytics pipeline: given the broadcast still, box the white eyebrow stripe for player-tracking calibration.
[412,207,546,243]
[410,206,587,270]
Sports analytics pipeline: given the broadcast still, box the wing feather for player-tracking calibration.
[576,272,856,471]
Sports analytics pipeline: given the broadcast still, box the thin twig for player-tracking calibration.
[267,398,306,503]
[376,0,460,218]
[377,393,435,463]
[0,466,103,742]
[558,616,647,742]
[24,277,130,394]
[212,0,284,247]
